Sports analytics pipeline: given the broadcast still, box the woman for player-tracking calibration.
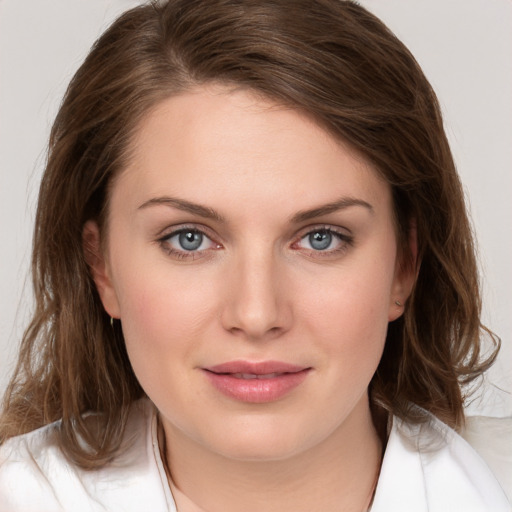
[0,0,509,510]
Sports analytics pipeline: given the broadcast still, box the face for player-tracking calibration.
[86,85,413,462]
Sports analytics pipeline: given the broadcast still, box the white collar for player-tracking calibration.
[371,412,510,511]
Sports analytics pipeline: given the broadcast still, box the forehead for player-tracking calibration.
[114,85,391,220]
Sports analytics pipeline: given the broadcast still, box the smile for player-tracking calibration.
[203,361,311,403]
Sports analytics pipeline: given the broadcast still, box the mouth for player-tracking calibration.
[202,361,311,403]
[227,372,290,379]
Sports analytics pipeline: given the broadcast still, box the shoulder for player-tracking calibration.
[0,399,172,512]
[461,415,512,502]
[0,419,66,511]
[372,408,511,512]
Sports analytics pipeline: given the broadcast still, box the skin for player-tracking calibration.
[85,85,415,512]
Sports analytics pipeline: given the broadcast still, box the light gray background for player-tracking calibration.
[1,0,511,416]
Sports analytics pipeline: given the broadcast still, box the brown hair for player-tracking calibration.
[0,0,498,468]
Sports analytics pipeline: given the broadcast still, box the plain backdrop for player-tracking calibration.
[1,0,511,417]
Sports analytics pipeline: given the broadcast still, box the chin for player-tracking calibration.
[195,414,328,463]
[213,436,307,463]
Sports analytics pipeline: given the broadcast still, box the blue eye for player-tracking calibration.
[160,228,218,258]
[178,230,204,251]
[296,228,352,254]
[308,230,332,250]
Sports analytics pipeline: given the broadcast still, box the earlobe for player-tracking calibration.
[388,220,419,322]
[83,220,121,318]
[388,267,415,322]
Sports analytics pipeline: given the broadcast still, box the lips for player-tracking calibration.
[203,360,311,403]
[230,372,285,379]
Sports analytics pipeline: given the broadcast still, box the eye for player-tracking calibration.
[305,230,335,251]
[294,227,353,255]
[158,227,220,259]
[174,230,207,251]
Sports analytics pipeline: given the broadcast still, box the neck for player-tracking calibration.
[161,397,383,512]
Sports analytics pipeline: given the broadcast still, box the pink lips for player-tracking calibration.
[203,361,311,403]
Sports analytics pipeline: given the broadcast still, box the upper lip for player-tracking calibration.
[204,360,309,375]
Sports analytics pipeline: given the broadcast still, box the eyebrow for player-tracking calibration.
[290,197,374,223]
[137,195,373,224]
[138,196,225,222]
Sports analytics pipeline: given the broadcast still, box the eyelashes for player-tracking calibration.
[157,225,354,261]
[293,228,353,256]
[157,226,221,260]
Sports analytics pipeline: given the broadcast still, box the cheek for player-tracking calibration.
[294,252,396,360]
[117,274,220,410]
[110,248,217,374]
[119,271,213,340]
[306,287,389,359]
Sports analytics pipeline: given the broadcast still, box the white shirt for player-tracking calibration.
[0,399,509,511]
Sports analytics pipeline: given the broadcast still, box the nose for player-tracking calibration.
[220,249,292,341]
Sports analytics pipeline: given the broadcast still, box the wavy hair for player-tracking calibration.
[0,0,498,468]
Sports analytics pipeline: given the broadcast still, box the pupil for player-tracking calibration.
[309,231,331,250]
[179,231,202,251]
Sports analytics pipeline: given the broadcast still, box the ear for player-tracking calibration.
[83,220,121,319]
[388,220,419,322]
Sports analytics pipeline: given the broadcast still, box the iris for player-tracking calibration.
[309,230,332,250]
[179,231,203,251]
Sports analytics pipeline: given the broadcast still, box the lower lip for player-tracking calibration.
[204,369,310,403]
